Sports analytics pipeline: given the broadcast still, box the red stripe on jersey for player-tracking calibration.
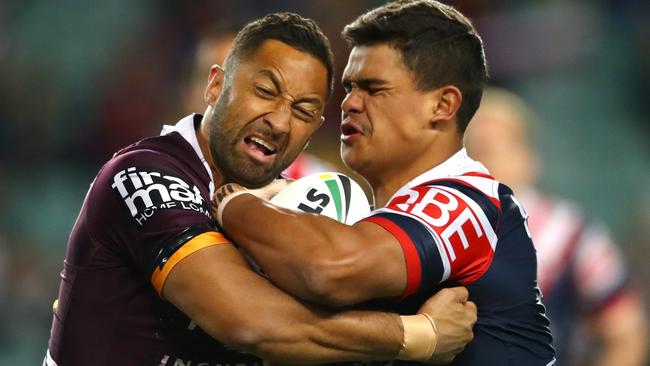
[364,216,422,298]
[541,222,583,297]
[461,171,495,179]
[593,289,636,316]
[420,175,501,209]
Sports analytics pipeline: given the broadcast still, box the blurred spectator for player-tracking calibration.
[181,22,335,179]
[465,87,648,366]
[181,22,240,115]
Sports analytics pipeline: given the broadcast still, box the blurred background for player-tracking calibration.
[0,0,648,364]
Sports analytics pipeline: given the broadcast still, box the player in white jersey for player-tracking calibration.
[465,86,648,366]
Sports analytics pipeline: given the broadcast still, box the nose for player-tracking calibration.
[341,91,364,117]
[263,101,291,135]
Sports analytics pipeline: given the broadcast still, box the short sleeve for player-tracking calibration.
[84,148,230,295]
[362,181,500,298]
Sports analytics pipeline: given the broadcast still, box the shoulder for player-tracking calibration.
[366,174,501,287]
[383,173,502,232]
[89,135,212,228]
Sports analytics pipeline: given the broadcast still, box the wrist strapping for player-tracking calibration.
[397,313,438,362]
[216,191,253,227]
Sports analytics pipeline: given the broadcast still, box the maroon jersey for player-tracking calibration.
[46,115,261,366]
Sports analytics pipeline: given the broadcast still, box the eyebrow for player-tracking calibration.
[341,77,389,90]
[258,69,324,109]
[259,69,283,93]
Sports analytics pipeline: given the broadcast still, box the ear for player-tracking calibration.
[204,64,225,106]
[431,85,462,125]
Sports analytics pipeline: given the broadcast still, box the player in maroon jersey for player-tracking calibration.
[181,21,336,182]
[214,2,555,365]
[45,12,476,366]
[465,87,648,366]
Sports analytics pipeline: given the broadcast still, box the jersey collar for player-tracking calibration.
[160,114,215,197]
[401,148,489,190]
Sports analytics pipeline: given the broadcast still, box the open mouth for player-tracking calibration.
[340,121,364,141]
[244,135,277,156]
[342,124,360,136]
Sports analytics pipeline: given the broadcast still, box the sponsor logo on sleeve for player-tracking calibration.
[111,167,211,226]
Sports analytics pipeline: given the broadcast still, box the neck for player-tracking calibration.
[370,138,463,208]
[197,116,225,186]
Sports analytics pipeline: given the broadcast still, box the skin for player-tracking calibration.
[204,39,326,187]
[216,43,477,358]
[465,88,648,366]
[340,44,463,207]
[162,40,476,363]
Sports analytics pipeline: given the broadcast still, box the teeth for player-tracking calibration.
[250,136,275,153]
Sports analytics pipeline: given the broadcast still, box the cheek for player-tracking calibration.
[225,86,267,120]
[289,122,317,150]
[367,103,410,143]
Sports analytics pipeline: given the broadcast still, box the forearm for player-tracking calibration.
[164,244,405,364]
[222,194,359,303]
[250,308,403,363]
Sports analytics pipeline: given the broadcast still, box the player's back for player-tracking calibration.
[46,131,261,366]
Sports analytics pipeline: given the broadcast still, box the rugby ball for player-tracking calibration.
[270,172,371,224]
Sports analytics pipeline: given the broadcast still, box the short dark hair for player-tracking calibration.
[225,13,335,99]
[343,0,488,133]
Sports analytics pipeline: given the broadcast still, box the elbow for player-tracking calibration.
[303,258,364,307]
[219,318,277,357]
[217,319,262,353]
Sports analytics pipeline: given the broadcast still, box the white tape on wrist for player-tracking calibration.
[397,313,439,362]
[216,191,253,227]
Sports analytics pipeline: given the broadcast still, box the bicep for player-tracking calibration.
[162,242,306,348]
[310,220,408,305]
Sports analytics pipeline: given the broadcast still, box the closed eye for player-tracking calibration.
[255,85,276,98]
[341,78,389,96]
[293,106,318,121]
[367,88,385,96]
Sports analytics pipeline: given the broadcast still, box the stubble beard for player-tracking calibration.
[208,88,291,188]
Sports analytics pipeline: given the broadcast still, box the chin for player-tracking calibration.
[231,168,278,188]
[341,156,363,176]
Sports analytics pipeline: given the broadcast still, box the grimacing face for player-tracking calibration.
[207,40,328,188]
[340,44,437,180]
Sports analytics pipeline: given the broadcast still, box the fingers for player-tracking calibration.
[436,286,469,304]
[212,179,290,217]
[416,287,476,364]
[263,179,292,198]
[465,300,477,315]
[213,183,245,207]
